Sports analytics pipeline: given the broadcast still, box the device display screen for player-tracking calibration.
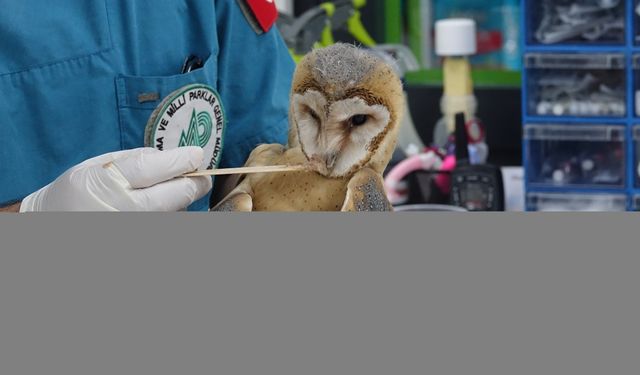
[460,182,490,211]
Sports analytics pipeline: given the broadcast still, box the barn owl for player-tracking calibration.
[213,43,404,211]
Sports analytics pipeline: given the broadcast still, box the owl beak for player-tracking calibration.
[306,153,337,175]
[325,153,338,170]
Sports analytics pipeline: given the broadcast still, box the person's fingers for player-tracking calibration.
[76,148,157,169]
[111,147,204,188]
[130,176,212,211]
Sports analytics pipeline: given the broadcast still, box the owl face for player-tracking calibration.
[292,89,391,178]
[290,44,403,179]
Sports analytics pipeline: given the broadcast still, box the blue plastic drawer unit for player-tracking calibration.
[634,55,640,116]
[525,124,626,188]
[527,192,627,211]
[522,0,639,211]
[636,0,640,45]
[526,0,625,45]
[634,126,640,187]
[525,53,626,117]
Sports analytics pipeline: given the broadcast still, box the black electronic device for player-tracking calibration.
[450,113,505,211]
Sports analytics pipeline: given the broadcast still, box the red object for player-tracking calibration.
[476,31,503,55]
[431,30,503,56]
[246,0,278,33]
[434,155,456,194]
[465,118,486,144]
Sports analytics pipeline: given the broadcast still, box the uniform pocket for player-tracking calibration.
[0,0,112,75]
[115,53,218,150]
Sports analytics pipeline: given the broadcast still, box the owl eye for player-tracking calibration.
[308,108,321,122]
[349,114,368,127]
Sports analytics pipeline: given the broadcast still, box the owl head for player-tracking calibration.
[289,43,404,179]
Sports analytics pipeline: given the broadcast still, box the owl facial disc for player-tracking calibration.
[293,90,391,178]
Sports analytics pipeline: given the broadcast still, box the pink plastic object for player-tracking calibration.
[434,155,456,194]
[384,152,443,205]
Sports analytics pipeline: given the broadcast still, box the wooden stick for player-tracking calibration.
[183,165,307,177]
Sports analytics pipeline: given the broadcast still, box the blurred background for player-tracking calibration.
[274,1,638,212]
[277,0,522,166]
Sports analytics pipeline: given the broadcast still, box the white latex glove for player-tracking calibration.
[20,147,212,212]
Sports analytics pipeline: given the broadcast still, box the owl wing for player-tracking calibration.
[243,143,287,167]
[211,144,288,212]
[341,168,393,212]
[211,191,253,212]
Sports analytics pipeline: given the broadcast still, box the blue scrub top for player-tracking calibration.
[0,0,295,210]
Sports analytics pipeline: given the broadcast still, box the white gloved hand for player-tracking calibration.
[20,147,212,212]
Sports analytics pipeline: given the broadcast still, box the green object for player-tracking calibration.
[352,0,366,7]
[347,9,376,46]
[320,27,335,46]
[317,0,375,48]
[406,0,423,66]
[405,69,522,87]
[383,1,402,44]
[319,3,336,46]
[319,2,336,16]
[289,48,305,63]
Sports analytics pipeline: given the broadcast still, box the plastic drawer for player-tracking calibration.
[634,126,640,188]
[527,192,627,212]
[636,0,640,45]
[527,0,625,45]
[634,195,640,210]
[525,124,625,188]
[634,55,640,117]
[525,53,626,117]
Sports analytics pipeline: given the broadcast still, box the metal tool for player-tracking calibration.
[277,7,329,57]
[534,0,624,44]
[277,0,376,61]
[532,71,625,117]
[529,126,625,187]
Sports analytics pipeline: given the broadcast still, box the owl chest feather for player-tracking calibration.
[251,171,349,211]
[245,147,350,211]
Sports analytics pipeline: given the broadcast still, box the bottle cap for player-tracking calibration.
[435,18,477,57]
